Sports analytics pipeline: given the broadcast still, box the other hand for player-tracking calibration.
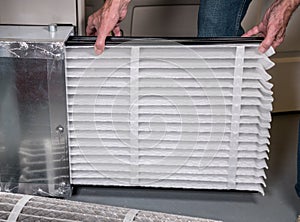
[86,0,131,54]
[243,0,300,53]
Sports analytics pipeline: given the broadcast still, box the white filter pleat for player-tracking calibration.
[65,43,274,195]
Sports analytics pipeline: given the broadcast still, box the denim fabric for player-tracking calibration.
[198,0,253,37]
[295,120,300,197]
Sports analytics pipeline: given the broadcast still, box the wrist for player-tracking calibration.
[107,0,131,10]
[113,0,131,6]
[294,0,300,6]
[109,0,131,4]
[117,0,131,4]
[281,0,300,10]
[291,0,300,9]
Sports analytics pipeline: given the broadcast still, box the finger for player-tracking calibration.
[112,25,122,36]
[94,33,107,55]
[259,29,276,53]
[272,37,284,49]
[258,33,265,38]
[94,20,115,55]
[94,12,120,54]
[87,26,97,36]
[86,9,104,36]
[86,16,96,36]
[242,25,260,37]
[87,28,96,36]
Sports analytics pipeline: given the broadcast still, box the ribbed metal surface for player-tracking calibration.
[0,192,219,222]
[17,139,70,196]
[65,41,274,195]
[19,140,68,184]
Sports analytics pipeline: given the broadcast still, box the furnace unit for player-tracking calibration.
[0,25,274,197]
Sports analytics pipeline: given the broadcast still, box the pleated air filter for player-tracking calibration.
[0,192,220,222]
[65,37,274,195]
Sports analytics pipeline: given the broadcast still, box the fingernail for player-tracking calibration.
[95,48,103,55]
[94,45,103,55]
[258,48,265,54]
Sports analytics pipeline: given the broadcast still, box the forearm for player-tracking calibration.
[279,0,300,12]
[99,0,131,26]
[274,0,300,28]
[108,0,131,12]
[291,0,300,8]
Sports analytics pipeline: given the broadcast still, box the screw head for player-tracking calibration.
[56,125,64,134]
[48,23,58,32]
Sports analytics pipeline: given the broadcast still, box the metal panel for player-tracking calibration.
[0,25,73,197]
[0,0,77,26]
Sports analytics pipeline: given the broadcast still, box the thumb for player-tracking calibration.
[242,25,260,37]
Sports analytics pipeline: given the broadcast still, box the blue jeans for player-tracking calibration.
[198,0,253,37]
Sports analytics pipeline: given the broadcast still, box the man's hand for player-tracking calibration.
[86,0,131,54]
[243,0,300,53]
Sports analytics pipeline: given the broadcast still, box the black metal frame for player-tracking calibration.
[66,36,263,46]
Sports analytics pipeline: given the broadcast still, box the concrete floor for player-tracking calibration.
[70,113,300,222]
